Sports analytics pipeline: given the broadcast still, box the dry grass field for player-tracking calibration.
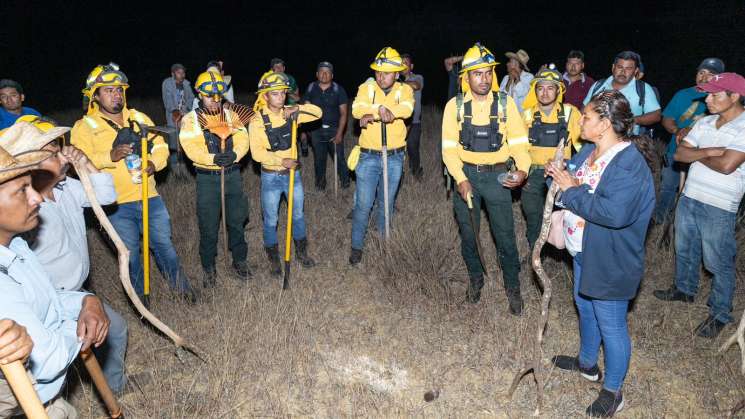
[47,99,745,418]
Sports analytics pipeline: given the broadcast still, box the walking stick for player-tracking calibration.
[0,361,47,419]
[283,116,299,290]
[140,133,151,308]
[81,349,123,418]
[466,192,487,276]
[72,161,194,352]
[219,137,229,262]
[334,140,339,199]
[381,122,390,240]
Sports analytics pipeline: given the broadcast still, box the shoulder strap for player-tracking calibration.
[497,91,507,123]
[260,110,272,131]
[456,92,464,123]
[590,78,606,97]
[635,79,646,112]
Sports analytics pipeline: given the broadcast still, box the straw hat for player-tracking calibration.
[0,121,70,156]
[0,145,53,184]
[505,49,531,71]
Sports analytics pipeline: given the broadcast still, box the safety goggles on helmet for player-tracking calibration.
[196,71,229,98]
[257,72,290,93]
[460,43,497,74]
[370,47,407,72]
[86,63,128,90]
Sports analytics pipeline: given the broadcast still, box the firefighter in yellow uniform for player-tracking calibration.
[179,71,251,287]
[349,47,415,265]
[520,66,582,249]
[71,63,196,301]
[441,43,531,314]
[249,71,322,277]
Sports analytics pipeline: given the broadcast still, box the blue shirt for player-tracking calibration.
[0,107,41,130]
[0,237,87,403]
[662,87,707,157]
[583,78,661,134]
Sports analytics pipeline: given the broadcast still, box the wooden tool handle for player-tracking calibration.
[0,361,48,419]
[81,349,123,418]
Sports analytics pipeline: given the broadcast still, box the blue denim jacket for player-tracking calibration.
[560,142,655,300]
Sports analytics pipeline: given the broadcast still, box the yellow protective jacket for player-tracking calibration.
[351,79,414,150]
[441,91,531,185]
[71,108,168,204]
[523,102,583,166]
[178,109,250,170]
[248,104,322,171]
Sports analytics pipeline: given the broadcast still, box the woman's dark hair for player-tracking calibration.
[588,90,658,170]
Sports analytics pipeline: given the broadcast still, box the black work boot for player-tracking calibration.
[294,239,316,268]
[203,267,217,288]
[466,273,484,304]
[653,286,694,303]
[265,245,282,277]
[349,248,363,265]
[694,315,727,338]
[232,260,252,281]
[506,288,524,315]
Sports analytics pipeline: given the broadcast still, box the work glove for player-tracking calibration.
[213,151,237,167]
[112,127,153,157]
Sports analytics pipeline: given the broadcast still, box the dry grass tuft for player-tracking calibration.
[46,101,745,418]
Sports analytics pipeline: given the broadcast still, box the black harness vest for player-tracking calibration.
[459,92,505,153]
[196,109,234,154]
[528,104,569,148]
[260,111,292,151]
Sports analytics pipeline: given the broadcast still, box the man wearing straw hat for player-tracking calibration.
[0,118,130,395]
[249,71,321,277]
[71,63,196,302]
[180,70,252,287]
[0,141,110,417]
[348,47,415,265]
[500,49,534,114]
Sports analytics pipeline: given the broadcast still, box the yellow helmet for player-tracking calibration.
[369,47,407,72]
[17,115,56,133]
[257,71,290,93]
[82,63,129,101]
[82,63,128,114]
[460,43,499,74]
[195,71,229,99]
[523,65,565,110]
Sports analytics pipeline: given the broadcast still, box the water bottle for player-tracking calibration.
[125,154,142,184]
[498,172,518,185]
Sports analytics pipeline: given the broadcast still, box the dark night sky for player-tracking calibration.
[2,0,744,121]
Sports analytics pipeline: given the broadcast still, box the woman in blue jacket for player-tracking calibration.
[545,90,656,418]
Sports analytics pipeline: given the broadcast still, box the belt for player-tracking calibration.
[360,146,405,156]
[463,162,507,173]
[261,167,290,175]
[195,164,239,175]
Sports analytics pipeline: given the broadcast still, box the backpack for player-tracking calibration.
[590,78,660,114]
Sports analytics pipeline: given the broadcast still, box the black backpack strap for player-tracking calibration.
[590,78,606,97]
[490,92,501,132]
[635,79,646,113]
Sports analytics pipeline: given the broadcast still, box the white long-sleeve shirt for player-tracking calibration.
[30,173,117,291]
[0,237,88,403]
[500,71,534,114]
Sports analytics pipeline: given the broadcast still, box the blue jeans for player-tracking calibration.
[93,303,128,393]
[654,158,685,224]
[109,197,192,296]
[674,196,737,323]
[351,151,403,250]
[573,254,631,393]
[260,170,307,247]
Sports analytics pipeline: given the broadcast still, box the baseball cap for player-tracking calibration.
[697,58,725,75]
[317,61,334,72]
[697,72,745,96]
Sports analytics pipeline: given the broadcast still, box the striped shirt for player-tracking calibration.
[682,112,745,212]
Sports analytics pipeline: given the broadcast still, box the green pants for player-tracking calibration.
[520,168,547,249]
[453,165,521,291]
[196,169,248,270]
